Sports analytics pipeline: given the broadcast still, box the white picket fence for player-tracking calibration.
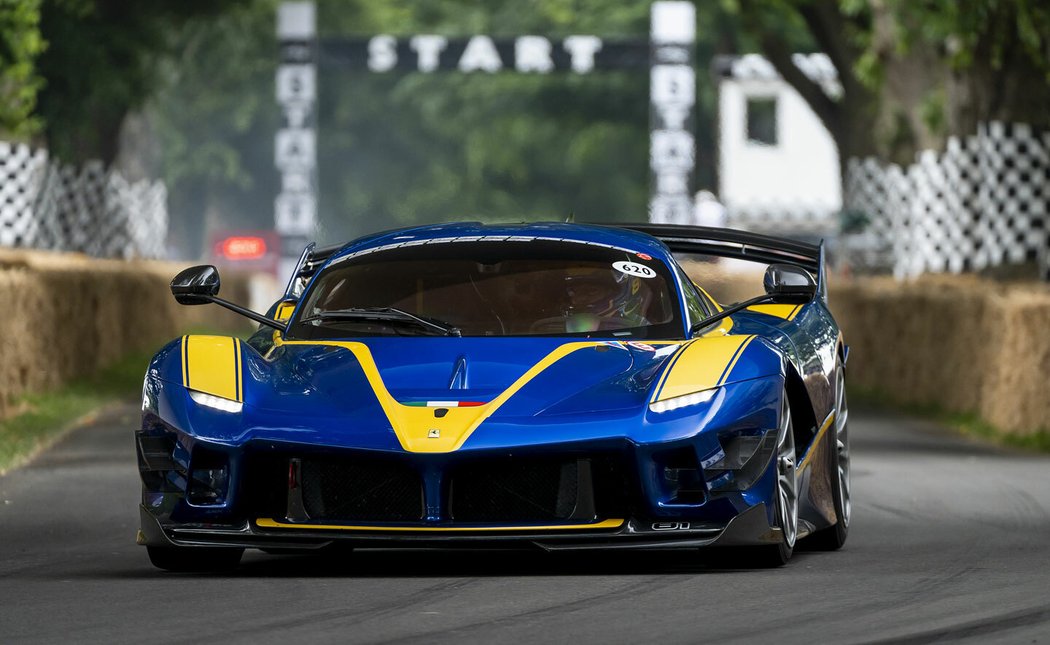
[0,142,167,259]
[844,122,1050,280]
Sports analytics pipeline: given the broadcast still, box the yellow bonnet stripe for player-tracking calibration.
[182,335,242,402]
[653,335,755,402]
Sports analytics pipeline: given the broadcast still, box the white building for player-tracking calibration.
[715,53,842,233]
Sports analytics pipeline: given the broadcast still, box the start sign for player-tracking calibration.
[275,0,698,284]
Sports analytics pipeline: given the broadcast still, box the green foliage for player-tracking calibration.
[149,1,280,256]
[147,0,1050,251]
[919,87,946,138]
[717,0,816,51]
[151,0,739,253]
[0,348,150,473]
[19,0,1050,246]
[0,325,243,473]
[312,0,654,242]
[0,0,45,139]
[892,0,1050,74]
[36,0,253,163]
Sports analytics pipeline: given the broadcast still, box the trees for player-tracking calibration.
[35,0,251,165]
[0,0,45,140]
[151,0,668,252]
[731,0,1050,167]
[309,0,656,242]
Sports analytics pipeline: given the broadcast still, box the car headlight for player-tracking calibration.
[189,390,243,414]
[649,388,717,414]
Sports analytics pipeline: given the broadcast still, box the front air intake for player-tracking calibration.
[296,456,424,522]
[450,457,581,523]
[654,447,706,505]
[187,447,230,506]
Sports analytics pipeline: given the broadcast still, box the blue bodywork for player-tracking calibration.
[137,222,845,551]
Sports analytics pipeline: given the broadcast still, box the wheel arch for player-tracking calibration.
[783,359,818,456]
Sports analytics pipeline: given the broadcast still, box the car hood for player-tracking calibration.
[157,333,782,452]
[249,337,671,418]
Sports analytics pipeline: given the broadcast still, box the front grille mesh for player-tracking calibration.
[299,458,423,522]
[243,450,633,526]
[450,458,579,522]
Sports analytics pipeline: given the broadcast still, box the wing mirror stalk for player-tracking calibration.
[170,265,288,333]
[690,294,776,336]
[690,264,816,336]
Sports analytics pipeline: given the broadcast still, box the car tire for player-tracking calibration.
[147,546,244,572]
[809,367,850,551]
[753,394,798,567]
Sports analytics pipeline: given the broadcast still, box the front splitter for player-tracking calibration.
[139,504,779,552]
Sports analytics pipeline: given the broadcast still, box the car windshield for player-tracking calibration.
[288,239,683,339]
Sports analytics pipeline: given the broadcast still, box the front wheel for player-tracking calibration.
[147,546,244,572]
[809,367,851,550]
[753,394,798,567]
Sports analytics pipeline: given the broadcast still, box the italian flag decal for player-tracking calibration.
[402,400,485,408]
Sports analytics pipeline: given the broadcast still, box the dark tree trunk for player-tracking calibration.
[740,0,881,180]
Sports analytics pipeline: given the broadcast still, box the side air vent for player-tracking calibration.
[654,447,707,505]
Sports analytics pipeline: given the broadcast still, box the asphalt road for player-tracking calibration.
[1,403,1048,644]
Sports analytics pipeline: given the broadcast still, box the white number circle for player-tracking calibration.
[612,261,656,279]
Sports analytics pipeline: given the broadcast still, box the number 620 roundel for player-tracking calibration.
[612,261,657,278]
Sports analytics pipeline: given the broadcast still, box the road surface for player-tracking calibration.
[1,402,1048,644]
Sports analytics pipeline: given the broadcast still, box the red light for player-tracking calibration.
[288,460,299,490]
[219,236,268,260]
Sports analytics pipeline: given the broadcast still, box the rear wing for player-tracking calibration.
[282,242,344,298]
[608,223,827,301]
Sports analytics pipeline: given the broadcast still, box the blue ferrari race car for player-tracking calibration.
[137,222,851,571]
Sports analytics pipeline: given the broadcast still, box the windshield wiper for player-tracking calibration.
[300,307,462,337]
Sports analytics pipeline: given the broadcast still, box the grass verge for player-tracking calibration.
[0,350,156,475]
[0,327,249,475]
[849,386,1050,454]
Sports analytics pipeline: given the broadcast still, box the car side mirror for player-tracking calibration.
[763,263,816,301]
[170,265,220,305]
[169,265,288,332]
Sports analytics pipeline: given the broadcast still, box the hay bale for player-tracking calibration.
[978,289,1050,434]
[0,249,254,420]
[680,259,765,304]
[674,264,1050,437]
[830,274,1050,436]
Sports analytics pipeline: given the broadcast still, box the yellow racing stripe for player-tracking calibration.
[798,410,836,472]
[254,518,625,532]
[719,336,755,386]
[182,335,242,402]
[746,304,803,320]
[653,335,755,402]
[234,338,243,401]
[180,335,188,386]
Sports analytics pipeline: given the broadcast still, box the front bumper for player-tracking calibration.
[138,502,781,551]
[137,375,786,551]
